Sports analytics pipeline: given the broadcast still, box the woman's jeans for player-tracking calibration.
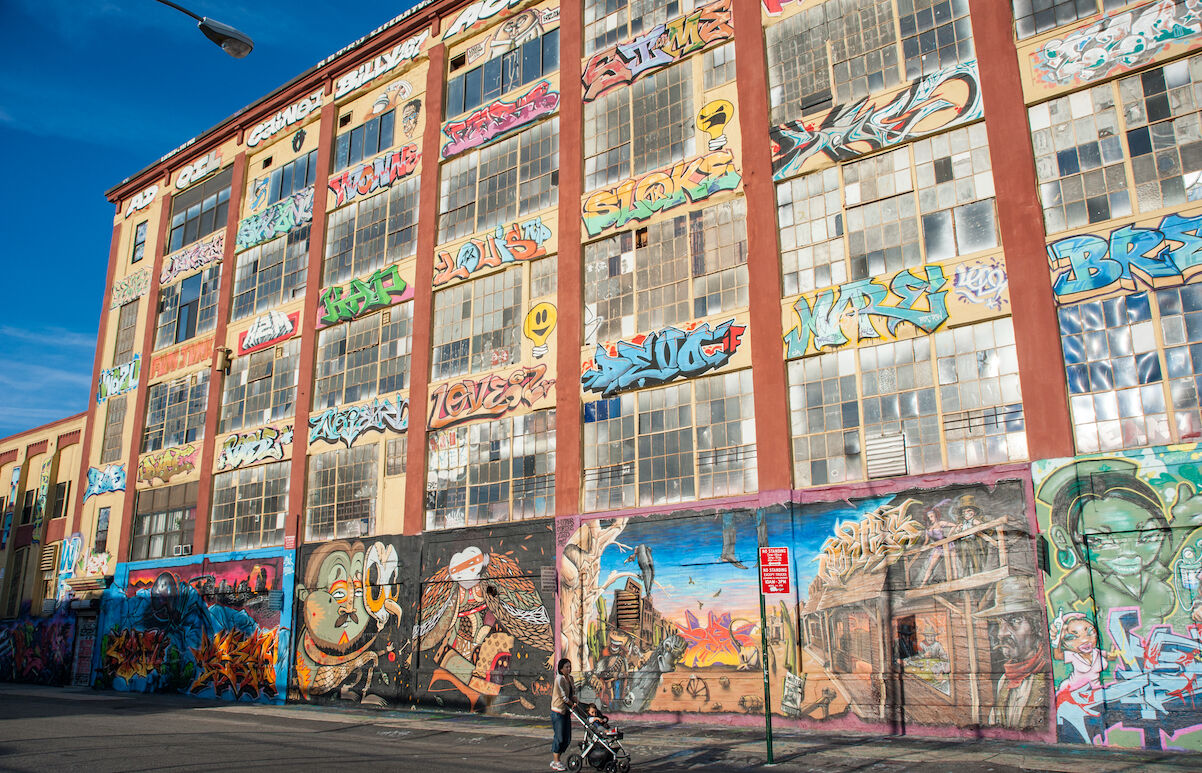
[551,710,572,754]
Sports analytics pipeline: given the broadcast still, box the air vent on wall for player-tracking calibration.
[173,544,193,557]
[865,433,907,479]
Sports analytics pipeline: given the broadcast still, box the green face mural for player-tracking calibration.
[1034,446,1202,751]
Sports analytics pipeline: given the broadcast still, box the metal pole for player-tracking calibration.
[758,571,775,764]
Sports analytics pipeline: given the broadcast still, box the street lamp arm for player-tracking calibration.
[153,0,203,22]
[151,0,254,58]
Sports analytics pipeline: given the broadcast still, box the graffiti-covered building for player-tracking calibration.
[4,0,1202,753]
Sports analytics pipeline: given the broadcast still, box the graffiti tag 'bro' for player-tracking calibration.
[309,394,409,447]
[1047,211,1202,303]
[428,365,554,430]
[581,0,733,103]
[581,320,747,396]
[318,263,412,328]
[770,62,983,180]
[137,444,198,485]
[442,81,559,158]
[327,145,420,209]
[236,188,314,251]
[784,265,950,358]
[433,217,552,288]
[582,149,741,237]
[216,425,294,471]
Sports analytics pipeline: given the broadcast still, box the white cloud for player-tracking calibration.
[0,326,96,350]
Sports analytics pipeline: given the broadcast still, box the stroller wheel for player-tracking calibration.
[565,753,583,772]
[603,764,617,773]
[617,759,631,773]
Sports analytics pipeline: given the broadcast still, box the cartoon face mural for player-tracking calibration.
[1034,446,1202,750]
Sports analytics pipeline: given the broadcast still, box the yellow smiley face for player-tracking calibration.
[523,302,557,346]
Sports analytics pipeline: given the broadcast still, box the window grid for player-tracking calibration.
[584,0,693,57]
[168,168,232,253]
[113,300,140,366]
[333,110,395,173]
[131,221,148,263]
[704,41,736,90]
[445,27,559,118]
[1012,0,1127,41]
[899,0,974,81]
[155,266,220,350]
[142,371,210,453]
[431,268,522,381]
[385,435,408,477]
[695,369,757,499]
[231,225,309,321]
[313,302,413,410]
[210,461,289,553]
[1120,57,1202,212]
[257,149,318,207]
[220,339,301,433]
[101,395,127,464]
[306,444,378,541]
[131,483,198,561]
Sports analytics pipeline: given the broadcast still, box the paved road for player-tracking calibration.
[0,685,1198,772]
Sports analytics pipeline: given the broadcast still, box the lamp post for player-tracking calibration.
[153,0,254,58]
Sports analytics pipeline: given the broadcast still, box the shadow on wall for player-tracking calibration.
[291,520,556,715]
[0,602,76,686]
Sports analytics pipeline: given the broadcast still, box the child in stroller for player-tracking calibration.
[565,703,631,772]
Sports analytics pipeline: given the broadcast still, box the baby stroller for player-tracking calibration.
[565,704,632,773]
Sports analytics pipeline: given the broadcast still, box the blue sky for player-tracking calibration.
[0,1,422,437]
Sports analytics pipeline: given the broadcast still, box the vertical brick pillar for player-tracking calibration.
[969,0,1074,459]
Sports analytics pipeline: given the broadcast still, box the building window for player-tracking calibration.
[313,303,413,410]
[1119,57,1202,213]
[306,444,378,541]
[101,394,127,464]
[585,60,693,192]
[426,409,555,529]
[583,371,757,512]
[584,198,747,345]
[19,490,34,525]
[155,266,220,349]
[131,221,148,263]
[333,110,394,173]
[5,547,27,617]
[49,481,70,520]
[704,41,736,90]
[432,268,521,381]
[898,0,974,81]
[445,26,559,118]
[787,319,1026,487]
[231,225,309,320]
[220,339,301,432]
[94,507,110,554]
[324,176,420,287]
[131,483,197,561]
[113,299,140,365]
[142,371,210,453]
[210,461,289,553]
[256,149,318,207]
[438,120,559,243]
[168,167,232,253]
[584,0,693,57]
[1012,0,1127,41]
[37,544,59,603]
[385,435,408,477]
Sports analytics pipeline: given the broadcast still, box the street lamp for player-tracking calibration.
[153,0,254,58]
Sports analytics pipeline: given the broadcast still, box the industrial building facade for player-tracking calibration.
[3,0,1202,752]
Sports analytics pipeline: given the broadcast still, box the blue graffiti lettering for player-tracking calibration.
[581,320,746,396]
[309,393,409,447]
[84,464,127,501]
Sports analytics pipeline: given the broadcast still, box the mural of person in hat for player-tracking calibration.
[952,494,989,578]
[916,621,950,673]
[978,575,1049,729]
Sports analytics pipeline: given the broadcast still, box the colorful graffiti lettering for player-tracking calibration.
[581,320,746,396]
[137,444,198,485]
[236,187,314,251]
[148,336,213,380]
[84,464,127,501]
[309,394,409,448]
[770,61,984,181]
[175,149,221,190]
[161,232,224,285]
[443,0,525,39]
[334,29,429,99]
[581,0,733,103]
[1,465,19,550]
[124,184,158,218]
[1047,212,1202,304]
[428,364,555,430]
[216,425,294,471]
[31,452,53,547]
[582,149,742,238]
[110,270,151,309]
[327,144,420,209]
[247,89,322,147]
[191,628,279,700]
[318,263,413,328]
[442,81,559,158]
[784,265,950,358]
[815,499,925,585]
[0,604,76,686]
[1033,0,1202,88]
[97,355,140,404]
[953,259,1009,311]
[56,533,84,602]
[237,310,298,355]
[433,217,552,288]
[761,0,800,13]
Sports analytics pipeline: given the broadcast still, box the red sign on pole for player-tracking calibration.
[759,546,790,594]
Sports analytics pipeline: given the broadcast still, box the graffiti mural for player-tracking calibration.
[137,444,198,485]
[1035,446,1202,749]
[148,336,213,380]
[31,450,54,547]
[523,302,556,359]
[582,149,742,238]
[0,603,76,686]
[433,217,552,288]
[561,480,1045,737]
[442,81,559,158]
[770,61,984,181]
[96,550,294,702]
[216,425,294,471]
[124,184,158,218]
[175,149,222,190]
[327,145,420,209]
[1,465,19,550]
[236,188,314,251]
[309,394,409,448]
[110,270,151,309]
[318,264,413,328]
[247,89,322,147]
[953,258,1009,311]
[237,310,298,355]
[581,320,746,396]
[84,464,127,501]
[428,364,555,430]
[334,29,429,99]
[443,0,525,39]
[1032,0,1202,89]
[97,355,141,403]
[161,232,224,285]
[1047,211,1202,304]
[56,532,84,602]
[581,0,733,103]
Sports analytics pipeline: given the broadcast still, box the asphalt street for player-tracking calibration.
[0,684,1198,772]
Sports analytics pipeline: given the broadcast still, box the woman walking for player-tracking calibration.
[550,657,576,770]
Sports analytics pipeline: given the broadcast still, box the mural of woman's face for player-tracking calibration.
[1061,618,1097,655]
[1080,498,1166,577]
